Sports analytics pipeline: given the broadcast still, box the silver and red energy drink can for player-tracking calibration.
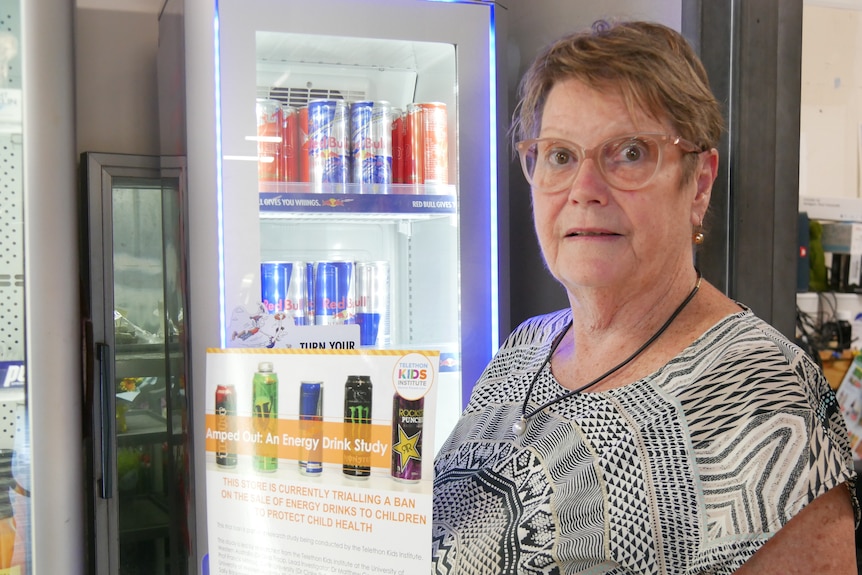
[280,104,299,182]
[308,99,349,189]
[351,100,393,193]
[298,106,310,183]
[355,261,390,347]
[343,375,373,479]
[391,108,404,185]
[391,394,423,482]
[418,102,448,185]
[256,98,282,183]
[406,103,423,186]
[215,384,237,468]
[314,261,355,325]
[299,381,324,475]
[252,362,278,473]
[260,261,313,326]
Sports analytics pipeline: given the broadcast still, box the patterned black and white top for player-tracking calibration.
[432,308,857,574]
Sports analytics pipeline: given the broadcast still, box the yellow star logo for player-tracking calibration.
[393,425,421,466]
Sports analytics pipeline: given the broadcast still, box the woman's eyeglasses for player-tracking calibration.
[516,133,702,192]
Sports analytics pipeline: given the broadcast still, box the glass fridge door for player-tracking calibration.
[82,153,194,575]
[217,0,502,448]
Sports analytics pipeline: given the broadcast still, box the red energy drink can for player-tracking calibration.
[299,381,324,475]
[256,98,282,182]
[260,261,313,326]
[406,103,424,186]
[416,102,448,185]
[351,100,393,192]
[215,384,237,468]
[298,106,310,183]
[280,105,299,182]
[391,108,404,184]
[314,261,356,325]
[391,394,423,482]
[308,99,350,189]
[343,375,373,479]
[355,261,390,347]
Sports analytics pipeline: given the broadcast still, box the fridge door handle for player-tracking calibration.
[96,342,114,499]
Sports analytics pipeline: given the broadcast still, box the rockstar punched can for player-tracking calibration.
[343,375,373,479]
[215,384,237,468]
[252,362,278,473]
[391,394,423,483]
[299,381,324,475]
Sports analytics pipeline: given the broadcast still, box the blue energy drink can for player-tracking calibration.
[299,381,323,475]
[351,100,393,193]
[314,261,355,325]
[308,99,349,189]
[260,261,313,326]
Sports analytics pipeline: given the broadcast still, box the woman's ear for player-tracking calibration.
[691,149,718,225]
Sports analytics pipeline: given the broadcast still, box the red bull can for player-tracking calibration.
[308,99,349,189]
[391,108,404,185]
[406,103,423,186]
[343,375,373,479]
[314,261,355,325]
[260,261,313,326]
[351,100,393,193]
[256,98,282,183]
[355,261,390,347]
[299,381,323,475]
[391,394,423,482]
[280,105,299,182]
[298,106,310,183]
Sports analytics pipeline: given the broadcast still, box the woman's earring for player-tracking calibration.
[693,230,705,245]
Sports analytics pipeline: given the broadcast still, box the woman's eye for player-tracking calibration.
[547,148,573,166]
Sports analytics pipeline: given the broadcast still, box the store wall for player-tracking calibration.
[75,7,160,157]
[800,3,862,201]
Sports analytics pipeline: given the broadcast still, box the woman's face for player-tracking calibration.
[529,78,716,296]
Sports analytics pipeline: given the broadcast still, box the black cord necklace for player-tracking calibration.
[512,270,702,436]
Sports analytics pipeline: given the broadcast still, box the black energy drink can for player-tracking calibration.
[391,394,423,482]
[343,375,373,478]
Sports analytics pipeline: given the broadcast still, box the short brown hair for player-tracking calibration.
[511,20,725,180]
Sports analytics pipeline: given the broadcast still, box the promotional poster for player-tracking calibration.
[205,348,438,574]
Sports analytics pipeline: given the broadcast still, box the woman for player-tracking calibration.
[432,20,858,574]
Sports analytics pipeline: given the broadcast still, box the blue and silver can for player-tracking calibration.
[351,100,392,193]
[299,381,323,475]
[314,261,356,326]
[355,261,390,347]
[260,261,313,326]
[308,99,350,189]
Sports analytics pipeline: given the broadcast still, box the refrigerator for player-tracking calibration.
[164,0,510,570]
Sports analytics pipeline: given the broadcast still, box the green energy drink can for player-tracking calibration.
[391,394,423,482]
[252,362,278,472]
[299,381,323,475]
[343,375,372,478]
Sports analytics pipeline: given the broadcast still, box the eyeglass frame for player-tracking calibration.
[515,132,704,192]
